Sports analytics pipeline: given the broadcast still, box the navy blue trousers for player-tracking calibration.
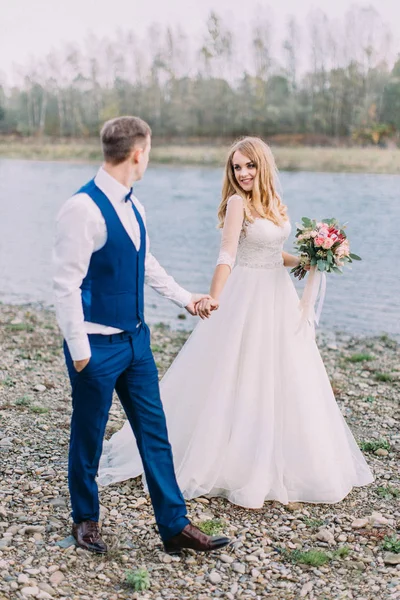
[63,325,189,541]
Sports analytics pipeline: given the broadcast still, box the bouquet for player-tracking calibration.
[291,218,361,332]
[291,217,361,280]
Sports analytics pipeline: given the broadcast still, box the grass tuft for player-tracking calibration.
[359,439,390,453]
[15,395,31,407]
[376,486,400,500]
[6,322,34,332]
[282,549,331,567]
[281,546,350,566]
[30,406,49,414]
[303,517,325,529]
[381,535,400,554]
[346,353,374,363]
[1,377,16,388]
[124,568,150,591]
[197,519,225,536]
[375,372,394,382]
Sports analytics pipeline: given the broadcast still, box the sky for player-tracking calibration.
[0,0,399,83]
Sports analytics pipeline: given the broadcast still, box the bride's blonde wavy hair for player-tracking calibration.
[218,137,287,229]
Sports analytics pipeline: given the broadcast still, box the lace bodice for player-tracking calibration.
[216,195,291,269]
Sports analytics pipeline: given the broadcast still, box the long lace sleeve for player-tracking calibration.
[216,195,244,270]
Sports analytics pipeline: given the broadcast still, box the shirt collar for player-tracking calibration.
[94,167,131,207]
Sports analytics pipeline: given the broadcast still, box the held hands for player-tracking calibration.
[185,294,219,319]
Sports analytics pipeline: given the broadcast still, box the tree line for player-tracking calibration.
[1,5,399,145]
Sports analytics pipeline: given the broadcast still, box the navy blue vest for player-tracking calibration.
[77,179,146,331]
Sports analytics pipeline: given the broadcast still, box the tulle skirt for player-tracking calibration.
[98,265,373,507]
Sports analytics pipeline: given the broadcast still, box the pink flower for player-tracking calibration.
[322,238,335,250]
[314,237,324,247]
[318,224,329,236]
[335,239,350,258]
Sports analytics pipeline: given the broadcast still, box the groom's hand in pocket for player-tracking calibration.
[73,358,90,373]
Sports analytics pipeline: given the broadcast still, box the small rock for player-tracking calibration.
[375,448,388,457]
[0,437,13,447]
[220,554,234,564]
[232,562,246,574]
[24,526,45,535]
[37,592,52,600]
[134,498,147,508]
[33,384,47,393]
[18,574,30,584]
[162,554,173,564]
[49,497,67,509]
[49,571,65,586]
[369,513,391,528]
[351,518,368,529]
[300,581,313,597]
[209,571,222,584]
[38,583,55,596]
[22,588,40,598]
[55,536,76,549]
[316,528,336,545]
[286,502,302,512]
[383,553,400,565]
[0,538,11,548]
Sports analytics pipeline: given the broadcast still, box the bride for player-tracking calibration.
[98,136,373,508]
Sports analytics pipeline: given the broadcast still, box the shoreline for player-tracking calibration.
[0,303,399,599]
[2,299,398,341]
[1,139,400,174]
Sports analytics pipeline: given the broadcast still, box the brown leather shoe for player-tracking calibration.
[72,520,107,554]
[164,523,230,555]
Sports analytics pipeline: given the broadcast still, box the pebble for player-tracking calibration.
[209,571,222,584]
[384,553,400,566]
[49,571,65,586]
[316,528,336,545]
[232,562,246,574]
[375,448,389,456]
[38,583,55,596]
[220,554,234,564]
[300,581,314,597]
[351,518,369,529]
[21,588,40,598]
[369,513,391,527]
[33,384,47,393]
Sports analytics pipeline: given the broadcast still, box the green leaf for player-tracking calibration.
[349,253,362,261]
[310,257,317,266]
[332,266,343,274]
[317,260,326,271]
[327,251,333,264]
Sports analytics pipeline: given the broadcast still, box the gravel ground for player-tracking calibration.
[0,304,399,600]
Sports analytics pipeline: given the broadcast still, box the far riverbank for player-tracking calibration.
[1,137,400,174]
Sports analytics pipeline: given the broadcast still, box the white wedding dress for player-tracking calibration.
[98,196,373,507]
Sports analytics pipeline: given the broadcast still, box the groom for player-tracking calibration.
[53,116,229,555]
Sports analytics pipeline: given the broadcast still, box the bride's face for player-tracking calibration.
[232,150,257,192]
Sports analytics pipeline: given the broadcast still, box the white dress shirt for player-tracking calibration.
[53,167,192,361]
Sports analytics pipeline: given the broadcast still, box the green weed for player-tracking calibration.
[124,568,150,591]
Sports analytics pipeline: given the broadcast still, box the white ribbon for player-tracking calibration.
[297,266,327,334]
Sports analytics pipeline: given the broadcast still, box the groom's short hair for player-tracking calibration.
[100,116,152,165]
